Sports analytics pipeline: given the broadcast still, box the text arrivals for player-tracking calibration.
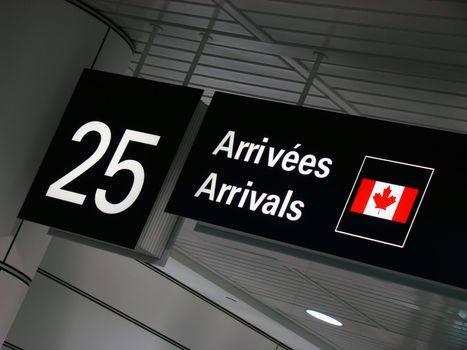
[194,172,305,221]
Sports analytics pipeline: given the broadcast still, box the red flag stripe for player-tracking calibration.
[392,187,419,223]
[350,178,375,214]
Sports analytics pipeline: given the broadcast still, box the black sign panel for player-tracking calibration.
[19,69,202,249]
[167,92,467,290]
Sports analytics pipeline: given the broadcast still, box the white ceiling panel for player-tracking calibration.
[172,223,467,350]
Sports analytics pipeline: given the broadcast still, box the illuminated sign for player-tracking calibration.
[167,92,467,290]
[19,69,202,254]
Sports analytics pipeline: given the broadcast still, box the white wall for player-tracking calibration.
[0,0,132,239]
[0,0,132,344]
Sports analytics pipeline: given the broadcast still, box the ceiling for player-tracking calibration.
[79,0,467,349]
[170,220,467,350]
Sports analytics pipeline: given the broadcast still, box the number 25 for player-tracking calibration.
[46,121,160,214]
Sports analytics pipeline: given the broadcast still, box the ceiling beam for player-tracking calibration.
[212,0,361,116]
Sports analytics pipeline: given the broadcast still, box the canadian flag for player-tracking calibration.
[350,178,419,224]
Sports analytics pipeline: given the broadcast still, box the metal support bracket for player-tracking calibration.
[297,51,327,106]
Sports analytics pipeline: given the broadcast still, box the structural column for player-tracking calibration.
[0,222,51,343]
[0,0,132,344]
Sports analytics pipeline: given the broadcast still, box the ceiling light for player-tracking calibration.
[306,309,343,326]
[459,310,467,321]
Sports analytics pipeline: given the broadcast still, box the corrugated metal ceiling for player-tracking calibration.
[84,0,467,133]
[174,222,467,350]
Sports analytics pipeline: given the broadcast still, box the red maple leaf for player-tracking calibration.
[373,185,397,211]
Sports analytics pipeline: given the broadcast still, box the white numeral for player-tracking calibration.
[95,130,159,214]
[46,121,111,204]
[46,121,160,214]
